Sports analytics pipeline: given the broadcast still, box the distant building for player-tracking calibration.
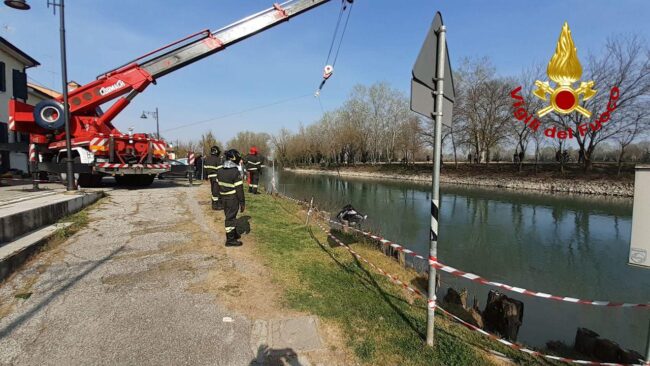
[0,37,42,174]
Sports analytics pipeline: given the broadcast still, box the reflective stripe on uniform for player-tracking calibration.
[250,184,258,188]
[225,226,235,233]
[249,161,261,165]
[205,165,222,170]
[247,168,258,171]
[212,196,220,201]
[220,190,236,195]
[218,181,243,188]
[208,174,218,178]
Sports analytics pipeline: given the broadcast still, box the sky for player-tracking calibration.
[1,0,649,144]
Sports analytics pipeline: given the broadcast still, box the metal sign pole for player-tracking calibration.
[188,152,194,186]
[306,197,314,225]
[645,319,650,365]
[272,160,277,194]
[426,24,446,347]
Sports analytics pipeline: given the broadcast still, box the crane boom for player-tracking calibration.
[142,0,332,79]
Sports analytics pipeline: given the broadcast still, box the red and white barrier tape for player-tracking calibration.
[313,220,427,298]
[322,214,649,309]
[309,213,647,366]
[96,163,171,169]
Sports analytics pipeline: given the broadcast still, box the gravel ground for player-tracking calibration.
[0,181,255,366]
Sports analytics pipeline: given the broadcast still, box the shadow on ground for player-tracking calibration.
[249,345,302,366]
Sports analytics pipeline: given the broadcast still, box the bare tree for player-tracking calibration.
[547,36,650,171]
[614,104,650,174]
[198,131,223,157]
[511,65,546,171]
[271,128,292,165]
[454,58,512,164]
[227,131,271,157]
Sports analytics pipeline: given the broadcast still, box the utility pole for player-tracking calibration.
[57,0,75,191]
[154,107,160,139]
[140,108,160,139]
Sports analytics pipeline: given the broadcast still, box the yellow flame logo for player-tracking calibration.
[547,22,582,86]
[533,22,597,118]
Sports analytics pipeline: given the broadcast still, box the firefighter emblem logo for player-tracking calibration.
[533,22,597,118]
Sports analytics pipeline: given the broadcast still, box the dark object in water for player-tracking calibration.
[336,204,367,225]
[483,290,524,342]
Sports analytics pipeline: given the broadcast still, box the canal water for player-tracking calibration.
[270,170,649,353]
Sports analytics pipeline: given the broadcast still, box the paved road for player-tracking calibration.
[0,181,257,365]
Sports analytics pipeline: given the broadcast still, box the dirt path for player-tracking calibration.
[0,181,351,366]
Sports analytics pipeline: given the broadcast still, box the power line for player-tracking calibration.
[162,93,313,133]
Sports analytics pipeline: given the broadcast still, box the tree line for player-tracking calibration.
[272,35,650,173]
[171,130,271,160]
[171,34,650,174]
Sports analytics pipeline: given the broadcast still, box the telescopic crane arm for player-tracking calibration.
[11,0,346,137]
[70,0,338,125]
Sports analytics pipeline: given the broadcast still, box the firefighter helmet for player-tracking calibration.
[210,145,221,156]
[249,146,258,155]
[225,149,241,162]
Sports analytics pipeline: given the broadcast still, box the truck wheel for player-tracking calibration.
[136,175,155,186]
[77,174,102,188]
[114,175,134,186]
[114,175,154,187]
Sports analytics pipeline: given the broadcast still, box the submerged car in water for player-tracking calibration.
[336,204,367,226]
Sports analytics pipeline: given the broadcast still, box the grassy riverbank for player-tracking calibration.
[245,192,552,365]
[285,163,635,196]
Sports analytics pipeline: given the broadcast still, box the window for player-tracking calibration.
[12,69,27,100]
[0,62,5,92]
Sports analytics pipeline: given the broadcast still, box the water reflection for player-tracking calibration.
[272,171,647,352]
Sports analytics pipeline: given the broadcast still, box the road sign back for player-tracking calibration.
[411,12,455,125]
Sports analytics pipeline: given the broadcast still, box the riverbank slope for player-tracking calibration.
[243,191,556,365]
[285,163,635,197]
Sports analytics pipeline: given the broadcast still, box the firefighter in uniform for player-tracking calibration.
[204,146,224,210]
[217,149,246,246]
[245,146,265,194]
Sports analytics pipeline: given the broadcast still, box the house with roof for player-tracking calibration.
[0,36,50,174]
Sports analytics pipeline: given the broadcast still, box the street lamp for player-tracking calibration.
[4,0,30,10]
[5,0,76,191]
[140,108,160,139]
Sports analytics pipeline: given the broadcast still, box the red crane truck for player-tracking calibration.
[8,0,347,187]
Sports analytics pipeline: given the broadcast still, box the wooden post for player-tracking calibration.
[29,144,38,190]
[305,197,314,225]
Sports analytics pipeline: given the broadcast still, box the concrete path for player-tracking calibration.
[0,184,63,206]
[0,180,339,366]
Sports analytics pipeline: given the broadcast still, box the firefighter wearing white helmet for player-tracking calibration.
[217,149,246,247]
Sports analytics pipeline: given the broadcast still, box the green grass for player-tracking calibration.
[246,192,551,366]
